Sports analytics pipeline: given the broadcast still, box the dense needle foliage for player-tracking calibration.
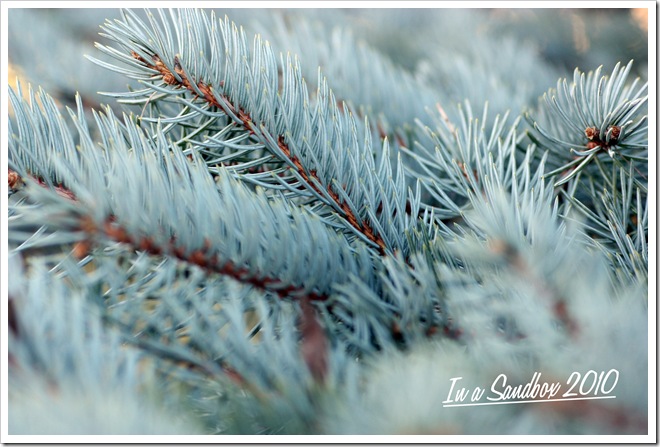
[6,7,651,437]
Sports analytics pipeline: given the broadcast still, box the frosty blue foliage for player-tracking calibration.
[8,255,201,435]
[90,8,426,257]
[324,181,647,435]
[405,103,532,221]
[6,6,650,438]
[525,62,648,288]
[9,85,380,301]
[528,61,648,187]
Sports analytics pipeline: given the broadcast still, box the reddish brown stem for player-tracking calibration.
[11,167,327,301]
[8,168,76,201]
[89,216,329,302]
[299,298,329,383]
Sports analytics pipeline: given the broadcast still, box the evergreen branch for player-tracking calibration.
[115,327,248,387]
[91,8,424,257]
[8,254,205,435]
[127,44,390,255]
[10,174,340,398]
[527,61,648,188]
[404,103,528,225]
[7,7,649,436]
[9,167,325,302]
[102,216,330,302]
[433,145,590,343]
[9,85,378,304]
[327,252,463,353]
[560,164,648,285]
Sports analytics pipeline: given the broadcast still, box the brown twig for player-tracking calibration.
[11,168,328,302]
[299,298,329,383]
[8,168,76,201]
[89,215,329,302]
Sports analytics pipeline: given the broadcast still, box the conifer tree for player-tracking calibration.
[6,7,651,437]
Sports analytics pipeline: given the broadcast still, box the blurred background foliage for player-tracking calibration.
[8,8,648,113]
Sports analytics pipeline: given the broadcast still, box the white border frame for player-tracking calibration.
[2,1,656,443]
